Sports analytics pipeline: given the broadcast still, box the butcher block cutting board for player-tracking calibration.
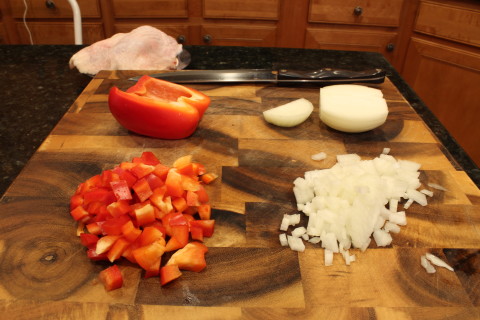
[1,70,480,320]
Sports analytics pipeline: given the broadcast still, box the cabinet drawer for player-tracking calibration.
[15,22,104,44]
[305,27,397,56]
[203,0,279,20]
[201,24,277,46]
[415,1,480,47]
[10,0,100,18]
[309,0,404,27]
[115,24,190,44]
[111,0,188,18]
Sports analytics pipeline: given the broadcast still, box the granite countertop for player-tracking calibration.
[1,44,479,197]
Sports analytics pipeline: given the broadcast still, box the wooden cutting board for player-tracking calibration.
[1,70,480,319]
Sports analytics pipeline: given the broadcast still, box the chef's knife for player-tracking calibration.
[128,68,386,85]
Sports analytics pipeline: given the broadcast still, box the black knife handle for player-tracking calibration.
[277,68,386,84]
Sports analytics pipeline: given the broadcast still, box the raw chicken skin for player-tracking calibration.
[69,26,182,75]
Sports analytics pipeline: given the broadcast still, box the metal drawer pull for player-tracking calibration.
[353,6,363,16]
[45,0,56,9]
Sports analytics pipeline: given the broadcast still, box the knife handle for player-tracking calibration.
[277,68,386,84]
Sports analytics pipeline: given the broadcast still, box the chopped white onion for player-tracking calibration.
[388,211,407,226]
[292,227,307,238]
[427,183,447,191]
[280,215,290,231]
[425,253,454,271]
[324,249,334,266]
[421,255,436,273]
[383,222,401,233]
[420,189,434,197]
[279,233,288,246]
[308,236,321,244]
[403,198,414,210]
[382,147,391,155]
[285,151,431,266]
[373,229,393,247]
[389,198,398,212]
[311,152,327,161]
[287,235,305,252]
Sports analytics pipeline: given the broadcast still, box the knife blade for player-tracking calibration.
[128,68,386,85]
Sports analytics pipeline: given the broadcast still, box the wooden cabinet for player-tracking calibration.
[402,0,480,166]
[304,0,408,69]
[108,0,281,47]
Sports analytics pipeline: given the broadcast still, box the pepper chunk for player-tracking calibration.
[108,76,211,139]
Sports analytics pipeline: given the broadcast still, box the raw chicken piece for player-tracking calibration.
[69,26,182,75]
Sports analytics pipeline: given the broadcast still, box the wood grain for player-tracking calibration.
[1,71,480,318]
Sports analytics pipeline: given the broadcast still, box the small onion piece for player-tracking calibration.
[421,255,436,274]
[425,253,454,271]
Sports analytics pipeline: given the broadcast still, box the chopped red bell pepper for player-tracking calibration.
[108,76,211,139]
[166,242,208,272]
[110,180,132,201]
[99,264,123,291]
[70,152,218,289]
[160,264,182,286]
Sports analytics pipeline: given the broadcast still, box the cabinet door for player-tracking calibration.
[200,24,277,46]
[403,37,480,166]
[305,27,397,61]
[15,22,104,44]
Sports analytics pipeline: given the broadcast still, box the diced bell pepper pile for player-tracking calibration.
[70,152,218,290]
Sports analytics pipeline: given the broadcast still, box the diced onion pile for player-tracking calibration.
[280,151,445,267]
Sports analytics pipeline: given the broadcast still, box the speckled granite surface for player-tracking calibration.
[1,44,478,196]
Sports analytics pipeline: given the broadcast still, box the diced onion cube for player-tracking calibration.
[279,233,288,246]
[287,235,305,252]
[292,227,307,238]
[311,152,327,161]
[373,229,392,247]
[420,189,434,197]
[421,255,436,274]
[324,249,333,266]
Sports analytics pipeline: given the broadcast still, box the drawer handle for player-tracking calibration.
[386,43,395,52]
[353,6,363,16]
[45,0,56,9]
[177,35,186,44]
[203,34,212,43]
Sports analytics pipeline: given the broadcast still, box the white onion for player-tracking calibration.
[319,85,388,133]
[279,233,288,246]
[263,98,313,127]
[283,151,430,266]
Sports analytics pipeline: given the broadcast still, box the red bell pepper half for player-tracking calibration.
[108,76,211,139]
